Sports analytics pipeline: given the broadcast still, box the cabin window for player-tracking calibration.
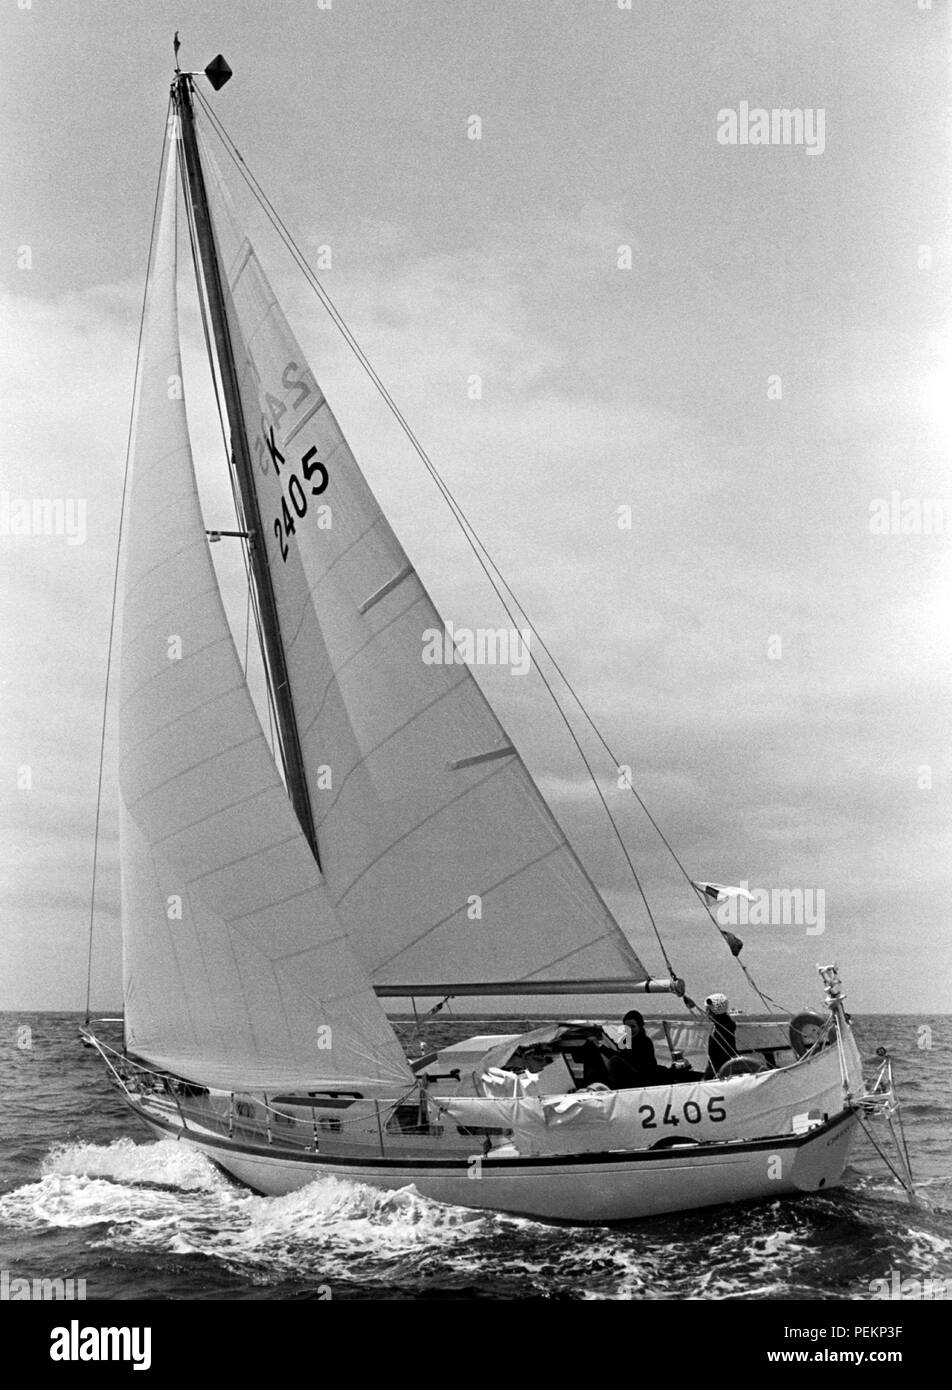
[386,1103,423,1133]
[385,1103,442,1137]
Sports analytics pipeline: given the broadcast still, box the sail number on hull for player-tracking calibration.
[251,360,330,564]
[637,1095,727,1129]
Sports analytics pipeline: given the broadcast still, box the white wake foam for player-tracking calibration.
[0,1139,529,1284]
[43,1137,220,1190]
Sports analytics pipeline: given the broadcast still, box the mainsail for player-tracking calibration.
[197,132,648,993]
[117,146,412,1092]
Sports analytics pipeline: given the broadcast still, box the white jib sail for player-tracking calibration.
[117,144,413,1093]
[198,132,648,993]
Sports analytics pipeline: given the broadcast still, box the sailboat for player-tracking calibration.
[83,52,907,1224]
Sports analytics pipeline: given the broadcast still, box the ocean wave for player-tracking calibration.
[0,1138,535,1287]
[42,1136,221,1191]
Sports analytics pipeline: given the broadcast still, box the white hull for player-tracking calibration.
[140,1107,858,1224]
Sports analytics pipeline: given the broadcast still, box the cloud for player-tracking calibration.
[1,176,947,1013]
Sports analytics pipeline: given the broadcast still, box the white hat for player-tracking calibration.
[705,993,729,1015]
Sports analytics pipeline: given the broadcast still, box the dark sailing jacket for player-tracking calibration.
[605,1031,660,1089]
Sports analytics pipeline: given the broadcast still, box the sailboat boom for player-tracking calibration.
[374,977,684,998]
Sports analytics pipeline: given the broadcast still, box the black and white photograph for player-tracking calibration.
[1,0,949,1343]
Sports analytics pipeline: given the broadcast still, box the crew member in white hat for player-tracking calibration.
[704,993,738,1077]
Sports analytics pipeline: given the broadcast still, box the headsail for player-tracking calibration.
[196,133,648,993]
[118,144,412,1092]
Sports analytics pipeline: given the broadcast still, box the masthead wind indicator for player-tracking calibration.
[204,54,233,91]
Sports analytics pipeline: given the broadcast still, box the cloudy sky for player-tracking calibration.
[1,0,949,1015]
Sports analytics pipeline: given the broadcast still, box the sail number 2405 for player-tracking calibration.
[637,1095,727,1129]
[250,359,331,563]
[262,424,329,564]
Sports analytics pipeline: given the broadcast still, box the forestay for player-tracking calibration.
[118,146,412,1093]
[197,131,648,993]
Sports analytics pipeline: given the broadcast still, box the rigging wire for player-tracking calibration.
[895,1097,915,1189]
[879,1053,915,1192]
[855,1110,910,1191]
[83,102,174,1024]
[193,89,778,1010]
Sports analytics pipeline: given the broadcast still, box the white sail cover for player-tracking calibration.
[199,134,647,992]
[434,1040,861,1156]
[118,148,412,1092]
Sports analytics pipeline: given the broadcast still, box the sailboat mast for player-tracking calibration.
[171,73,320,865]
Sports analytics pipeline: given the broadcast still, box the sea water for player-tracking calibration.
[0,1013,949,1301]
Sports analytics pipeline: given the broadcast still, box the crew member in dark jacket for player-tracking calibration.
[605,1010,661,1089]
[704,993,738,1077]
